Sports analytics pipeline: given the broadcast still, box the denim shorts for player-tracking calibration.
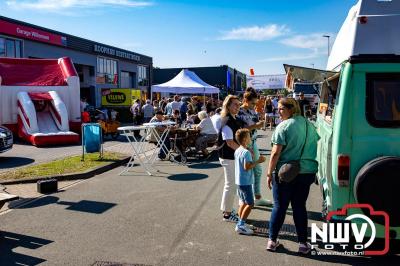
[237,185,254,205]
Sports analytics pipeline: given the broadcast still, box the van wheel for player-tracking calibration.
[354,156,400,226]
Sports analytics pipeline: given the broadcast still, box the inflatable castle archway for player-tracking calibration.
[0,57,81,146]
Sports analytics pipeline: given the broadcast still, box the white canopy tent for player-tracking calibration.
[151,69,220,102]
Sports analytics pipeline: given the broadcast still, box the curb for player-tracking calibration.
[0,156,131,186]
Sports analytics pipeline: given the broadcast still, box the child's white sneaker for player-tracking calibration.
[235,224,254,235]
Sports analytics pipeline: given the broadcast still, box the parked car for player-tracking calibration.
[292,82,320,108]
[0,126,13,153]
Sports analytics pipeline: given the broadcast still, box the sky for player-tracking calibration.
[0,0,358,75]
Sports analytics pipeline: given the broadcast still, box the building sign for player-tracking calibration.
[246,74,286,90]
[101,88,141,106]
[0,19,67,46]
[94,44,141,62]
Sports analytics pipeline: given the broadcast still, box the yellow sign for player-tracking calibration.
[131,89,141,103]
[101,88,141,106]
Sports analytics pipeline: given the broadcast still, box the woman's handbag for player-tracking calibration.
[278,160,301,183]
[278,119,308,183]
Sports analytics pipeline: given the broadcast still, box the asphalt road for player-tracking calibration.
[0,131,398,265]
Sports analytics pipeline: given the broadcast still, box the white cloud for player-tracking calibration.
[218,24,289,41]
[280,33,335,50]
[258,33,334,62]
[6,0,153,11]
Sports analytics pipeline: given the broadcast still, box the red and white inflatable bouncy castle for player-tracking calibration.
[0,57,81,146]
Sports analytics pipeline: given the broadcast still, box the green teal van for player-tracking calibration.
[317,58,400,242]
[286,0,400,246]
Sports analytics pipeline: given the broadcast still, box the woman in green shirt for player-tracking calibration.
[266,98,319,254]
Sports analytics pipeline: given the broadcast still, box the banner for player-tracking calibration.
[246,74,286,90]
[101,88,141,106]
[0,19,67,46]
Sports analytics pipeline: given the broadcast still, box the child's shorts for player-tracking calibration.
[237,185,254,205]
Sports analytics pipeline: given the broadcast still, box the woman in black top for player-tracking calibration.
[218,95,243,222]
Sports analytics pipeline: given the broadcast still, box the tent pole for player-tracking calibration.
[203,90,206,108]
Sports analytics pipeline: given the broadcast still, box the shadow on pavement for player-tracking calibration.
[188,162,220,169]
[57,200,117,214]
[258,148,271,156]
[253,206,322,223]
[0,231,53,266]
[167,173,208,181]
[0,157,35,169]
[11,196,116,214]
[8,196,60,209]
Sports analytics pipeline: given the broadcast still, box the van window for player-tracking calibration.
[366,73,400,127]
[319,74,340,123]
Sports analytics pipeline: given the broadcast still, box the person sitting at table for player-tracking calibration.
[186,109,196,125]
[195,111,218,157]
[170,109,182,126]
[149,110,171,160]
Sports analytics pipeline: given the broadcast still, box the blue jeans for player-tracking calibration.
[269,173,315,243]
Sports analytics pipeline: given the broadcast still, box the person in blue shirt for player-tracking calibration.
[234,128,266,235]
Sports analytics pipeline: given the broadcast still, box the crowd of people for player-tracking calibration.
[129,96,223,158]
[130,89,319,254]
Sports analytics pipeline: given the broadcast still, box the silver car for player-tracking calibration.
[0,126,13,153]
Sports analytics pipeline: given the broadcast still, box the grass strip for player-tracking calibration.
[0,152,124,181]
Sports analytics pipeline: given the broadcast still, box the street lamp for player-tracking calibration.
[323,35,330,57]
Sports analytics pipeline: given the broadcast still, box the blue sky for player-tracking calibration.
[0,0,357,74]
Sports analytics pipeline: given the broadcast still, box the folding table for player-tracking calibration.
[143,121,176,164]
[118,121,176,176]
[117,125,155,175]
